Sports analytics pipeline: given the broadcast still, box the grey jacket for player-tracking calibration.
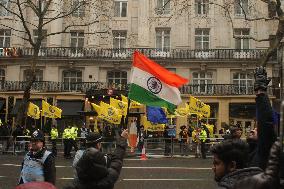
[217,167,263,189]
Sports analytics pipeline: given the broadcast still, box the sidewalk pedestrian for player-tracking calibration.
[163,125,171,156]
[179,125,188,156]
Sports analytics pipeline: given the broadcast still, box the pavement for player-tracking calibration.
[0,153,217,189]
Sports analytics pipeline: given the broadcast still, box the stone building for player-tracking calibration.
[0,0,280,132]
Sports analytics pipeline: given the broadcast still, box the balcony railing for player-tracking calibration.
[0,81,274,96]
[0,47,271,60]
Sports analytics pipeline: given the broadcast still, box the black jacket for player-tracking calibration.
[248,93,276,169]
[19,148,56,185]
[217,167,263,189]
[72,136,127,189]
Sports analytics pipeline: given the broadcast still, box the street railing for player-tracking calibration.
[0,47,272,60]
[0,81,275,96]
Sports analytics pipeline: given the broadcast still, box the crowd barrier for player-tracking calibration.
[0,135,229,157]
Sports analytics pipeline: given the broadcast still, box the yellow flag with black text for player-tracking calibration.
[99,102,122,124]
[27,102,40,119]
[42,100,62,118]
[110,98,127,116]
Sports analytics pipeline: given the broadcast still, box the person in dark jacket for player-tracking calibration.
[247,66,276,170]
[65,129,129,189]
[211,139,262,189]
[233,141,282,189]
[19,129,56,185]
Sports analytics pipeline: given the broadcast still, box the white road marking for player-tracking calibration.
[123,179,206,181]
[0,176,6,178]
[1,164,21,167]
[123,167,211,170]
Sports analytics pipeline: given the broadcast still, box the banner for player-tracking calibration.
[42,100,62,118]
[99,102,122,124]
[110,98,128,116]
[141,116,165,131]
[121,94,143,109]
[27,102,40,119]
[91,103,101,114]
[175,105,190,117]
[188,96,210,118]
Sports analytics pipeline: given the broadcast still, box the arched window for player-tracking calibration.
[62,70,82,91]
[107,70,127,85]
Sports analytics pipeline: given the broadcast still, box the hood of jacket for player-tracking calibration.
[218,167,263,189]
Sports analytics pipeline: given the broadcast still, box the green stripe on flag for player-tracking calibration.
[128,84,176,113]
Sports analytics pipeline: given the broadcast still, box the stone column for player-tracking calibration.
[49,0,63,47]
[218,100,229,131]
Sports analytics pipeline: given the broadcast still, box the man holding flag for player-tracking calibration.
[128,51,188,113]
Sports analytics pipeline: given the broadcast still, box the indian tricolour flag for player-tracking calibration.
[128,51,188,113]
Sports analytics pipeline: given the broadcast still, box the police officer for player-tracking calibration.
[79,124,89,148]
[63,125,71,159]
[19,129,56,184]
[199,127,208,159]
[50,125,58,157]
[70,125,78,152]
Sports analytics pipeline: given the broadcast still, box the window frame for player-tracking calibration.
[192,71,213,94]
[235,0,248,17]
[114,0,128,17]
[232,72,254,94]
[113,30,127,49]
[33,29,48,47]
[156,0,170,15]
[71,0,85,17]
[62,70,83,91]
[155,28,171,52]
[195,28,210,50]
[0,0,11,16]
[23,69,43,82]
[0,29,11,48]
[0,69,5,81]
[107,70,127,85]
[195,0,209,15]
[234,28,250,50]
[70,30,85,48]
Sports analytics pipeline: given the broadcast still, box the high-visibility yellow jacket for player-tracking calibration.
[50,128,58,140]
[70,127,78,140]
[63,128,71,139]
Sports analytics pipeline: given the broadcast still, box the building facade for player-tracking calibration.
[0,0,280,132]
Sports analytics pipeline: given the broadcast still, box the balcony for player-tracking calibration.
[0,47,271,60]
[0,81,275,96]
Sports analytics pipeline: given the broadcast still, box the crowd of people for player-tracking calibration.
[1,66,284,189]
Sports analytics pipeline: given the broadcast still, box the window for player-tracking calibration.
[113,31,127,49]
[195,0,209,15]
[36,0,46,11]
[70,30,84,48]
[33,29,47,47]
[232,72,254,94]
[156,28,170,52]
[195,28,210,50]
[0,69,5,81]
[114,0,127,17]
[0,0,11,16]
[192,72,213,94]
[62,70,82,91]
[156,0,170,14]
[23,69,43,81]
[107,71,127,85]
[71,0,85,17]
[234,29,250,49]
[0,29,11,47]
[235,0,248,16]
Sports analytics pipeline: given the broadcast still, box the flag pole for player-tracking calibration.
[123,98,131,130]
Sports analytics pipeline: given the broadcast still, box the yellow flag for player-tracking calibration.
[188,96,200,114]
[110,98,128,116]
[42,100,62,118]
[201,104,210,118]
[175,106,189,117]
[91,103,101,114]
[27,102,40,119]
[141,116,165,131]
[99,102,122,124]
[121,94,143,109]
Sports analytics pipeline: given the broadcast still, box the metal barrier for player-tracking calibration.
[0,135,227,157]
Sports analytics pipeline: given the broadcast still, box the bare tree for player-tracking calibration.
[0,0,112,126]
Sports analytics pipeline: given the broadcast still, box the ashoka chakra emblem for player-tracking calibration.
[147,77,162,94]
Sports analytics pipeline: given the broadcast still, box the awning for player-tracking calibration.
[57,100,84,116]
[11,99,42,116]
